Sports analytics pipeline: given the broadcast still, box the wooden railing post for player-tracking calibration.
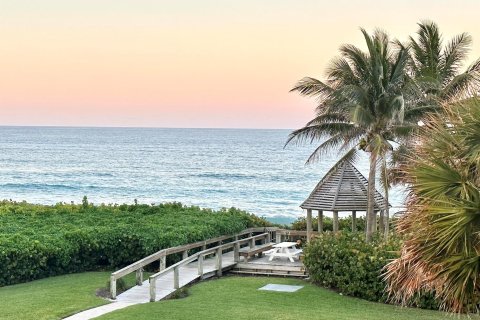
[136,268,143,286]
[234,242,240,263]
[266,232,271,243]
[149,278,156,302]
[110,275,117,299]
[174,266,179,289]
[202,242,207,251]
[249,237,255,249]
[276,232,281,243]
[198,254,204,277]
[216,247,222,276]
[182,250,188,260]
[306,208,313,242]
[159,254,166,272]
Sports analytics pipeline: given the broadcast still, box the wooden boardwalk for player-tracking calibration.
[64,251,236,319]
[118,251,235,303]
[64,228,308,320]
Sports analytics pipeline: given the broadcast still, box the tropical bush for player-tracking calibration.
[0,200,268,286]
[304,232,439,309]
[385,99,480,314]
[291,216,366,232]
[304,232,399,301]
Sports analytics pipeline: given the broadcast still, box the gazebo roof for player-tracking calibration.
[301,160,389,211]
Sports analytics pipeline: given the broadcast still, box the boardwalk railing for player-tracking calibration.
[110,227,318,300]
[274,229,320,242]
[110,227,271,299]
[148,232,270,302]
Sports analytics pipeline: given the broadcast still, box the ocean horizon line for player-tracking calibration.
[0,124,296,131]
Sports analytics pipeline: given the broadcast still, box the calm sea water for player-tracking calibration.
[0,127,405,220]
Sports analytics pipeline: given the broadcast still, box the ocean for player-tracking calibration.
[0,126,406,221]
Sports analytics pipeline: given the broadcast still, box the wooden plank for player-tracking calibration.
[136,268,143,286]
[233,242,240,263]
[173,266,179,289]
[216,247,222,276]
[110,275,117,299]
[113,229,262,280]
[230,270,306,278]
[238,244,272,256]
[159,254,166,271]
[113,231,271,306]
[197,255,204,276]
[149,278,156,302]
[235,263,304,272]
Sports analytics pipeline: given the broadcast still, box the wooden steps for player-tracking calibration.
[231,261,308,278]
[230,270,307,277]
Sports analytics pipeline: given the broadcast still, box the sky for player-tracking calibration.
[0,0,479,129]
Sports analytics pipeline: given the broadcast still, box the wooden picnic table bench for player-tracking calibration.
[268,242,303,262]
[239,243,273,262]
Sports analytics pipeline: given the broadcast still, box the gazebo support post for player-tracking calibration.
[317,210,323,233]
[306,209,313,242]
[333,211,339,233]
[384,209,390,240]
[379,210,385,235]
[351,211,356,233]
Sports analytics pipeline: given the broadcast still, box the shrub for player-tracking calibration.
[304,232,439,309]
[292,216,366,232]
[0,201,270,286]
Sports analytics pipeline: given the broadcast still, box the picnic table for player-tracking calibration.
[268,242,302,262]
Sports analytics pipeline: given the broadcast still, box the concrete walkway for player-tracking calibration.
[64,252,235,320]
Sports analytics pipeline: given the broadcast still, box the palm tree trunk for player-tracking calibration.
[366,152,378,242]
[383,157,390,240]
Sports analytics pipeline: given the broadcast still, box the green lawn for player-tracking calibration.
[0,272,110,320]
[99,276,467,320]
[0,273,475,320]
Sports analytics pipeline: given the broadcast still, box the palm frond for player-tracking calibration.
[290,77,334,99]
[284,122,355,147]
[385,99,480,313]
[441,61,480,100]
[441,33,472,83]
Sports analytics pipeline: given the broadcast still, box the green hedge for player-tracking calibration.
[291,216,366,232]
[0,200,267,286]
[304,232,438,309]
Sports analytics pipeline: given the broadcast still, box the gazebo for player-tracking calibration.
[301,160,389,241]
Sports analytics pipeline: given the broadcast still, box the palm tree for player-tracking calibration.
[287,29,410,242]
[384,98,480,314]
[409,21,480,108]
[389,22,480,186]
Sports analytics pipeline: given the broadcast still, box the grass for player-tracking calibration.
[0,272,109,320]
[98,276,471,320]
[1,273,477,320]
[0,271,142,320]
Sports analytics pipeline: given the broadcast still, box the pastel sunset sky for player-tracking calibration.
[1,0,479,129]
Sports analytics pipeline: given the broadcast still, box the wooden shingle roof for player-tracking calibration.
[301,161,389,211]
